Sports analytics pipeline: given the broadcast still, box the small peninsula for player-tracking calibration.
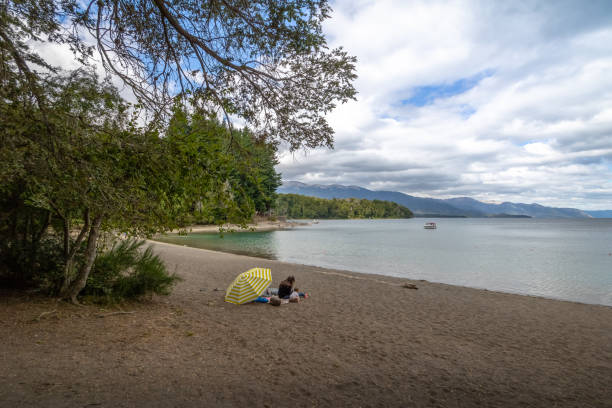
[274,193,414,219]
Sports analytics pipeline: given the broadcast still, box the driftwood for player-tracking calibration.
[95,311,136,318]
[401,283,418,290]
[34,309,57,321]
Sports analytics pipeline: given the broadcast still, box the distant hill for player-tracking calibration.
[443,197,591,218]
[278,182,480,217]
[278,181,595,218]
[586,210,612,218]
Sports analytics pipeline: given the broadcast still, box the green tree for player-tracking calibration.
[228,128,282,215]
[1,0,342,301]
[1,69,166,300]
[162,107,261,227]
[274,194,414,219]
[1,0,357,150]
[1,67,283,301]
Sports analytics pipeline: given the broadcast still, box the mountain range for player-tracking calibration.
[278,181,609,218]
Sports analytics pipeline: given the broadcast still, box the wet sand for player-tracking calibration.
[1,241,611,407]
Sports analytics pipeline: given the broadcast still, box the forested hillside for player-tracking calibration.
[279,181,595,218]
[274,194,413,219]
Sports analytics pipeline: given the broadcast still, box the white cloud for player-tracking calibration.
[30,27,141,106]
[278,0,612,210]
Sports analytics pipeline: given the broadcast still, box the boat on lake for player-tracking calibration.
[424,222,437,229]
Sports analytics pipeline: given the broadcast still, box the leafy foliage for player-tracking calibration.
[162,107,281,226]
[0,67,281,300]
[1,0,357,149]
[275,194,414,219]
[227,128,282,216]
[0,67,174,300]
[2,0,332,301]
[0,234,65,292]
[84,239,181,301]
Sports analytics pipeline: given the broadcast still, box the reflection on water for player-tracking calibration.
[154,218,612,306]
[156,231,279,260]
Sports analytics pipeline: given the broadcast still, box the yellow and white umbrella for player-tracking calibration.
[225,267,272,304]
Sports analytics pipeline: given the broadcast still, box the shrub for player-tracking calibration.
[0,235,66,294]
[84,239,181,301]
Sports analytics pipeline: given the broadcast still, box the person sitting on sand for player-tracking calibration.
[277,276,295,299]
[263,285,308,300]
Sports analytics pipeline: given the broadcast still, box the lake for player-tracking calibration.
[154,218,612,306]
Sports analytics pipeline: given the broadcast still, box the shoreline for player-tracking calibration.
[2,241,611,407]
[151,239,612,309]
[167,220,310,234]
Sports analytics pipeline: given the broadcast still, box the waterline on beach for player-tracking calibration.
[154,218,612,306]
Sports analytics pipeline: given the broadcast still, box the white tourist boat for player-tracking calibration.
[424,222,437,229]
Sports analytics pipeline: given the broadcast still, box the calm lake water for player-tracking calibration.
[155,218,612,306]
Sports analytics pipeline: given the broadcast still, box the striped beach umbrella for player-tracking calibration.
[225,267,272,304]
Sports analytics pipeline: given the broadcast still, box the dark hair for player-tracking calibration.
[286,276,295,284]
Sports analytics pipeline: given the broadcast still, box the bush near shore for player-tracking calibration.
[1,235,180,303]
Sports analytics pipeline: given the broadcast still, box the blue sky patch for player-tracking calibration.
[459,105,476,118]
[402,70,493,107]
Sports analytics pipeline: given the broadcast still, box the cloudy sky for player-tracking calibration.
[277,0,612,210]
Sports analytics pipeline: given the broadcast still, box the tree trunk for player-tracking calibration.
[62,215,102,303]
[60,257,76,296]
[63,217,70,260]
[59,209,90,296]
[58,217,71,295]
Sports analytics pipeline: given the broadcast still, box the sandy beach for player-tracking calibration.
[171,219,308,234]
[1,241,611,407]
